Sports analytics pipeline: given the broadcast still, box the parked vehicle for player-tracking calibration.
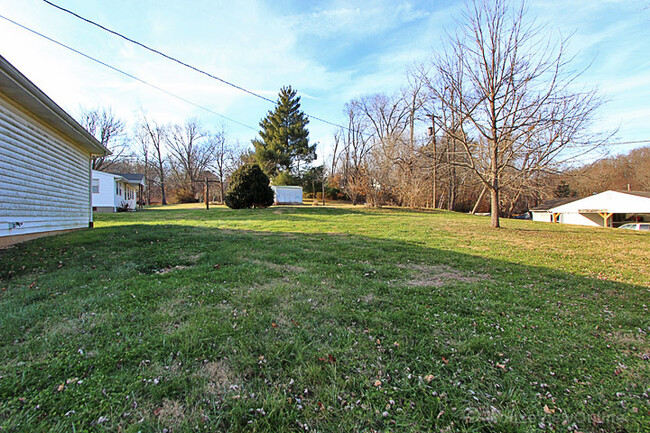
[618,223,650,231]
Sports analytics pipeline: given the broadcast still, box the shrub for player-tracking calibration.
[325,186,343,200]
[225,164,274,209]
[117,201,131,212]
[174,188,199,204]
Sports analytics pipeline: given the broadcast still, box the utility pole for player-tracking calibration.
[193,177,219,210]
[204,177,210,210]
[428,114,438,209]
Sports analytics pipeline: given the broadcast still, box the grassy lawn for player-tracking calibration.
[1,204,648,432]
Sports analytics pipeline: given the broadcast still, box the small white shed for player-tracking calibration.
[92,170,145,212]
[0,55,108,247]
[531,190,650,227]
[271,185,303,205]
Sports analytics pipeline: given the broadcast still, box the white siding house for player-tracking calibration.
[92,170,145,212]
[531,198,578,223]
[272,185,303,205]
[0,55,108,247]
[531,191,650,228]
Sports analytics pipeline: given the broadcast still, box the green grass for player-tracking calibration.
[1,204,648,432]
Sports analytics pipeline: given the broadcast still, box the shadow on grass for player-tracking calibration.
[0,222,648,432]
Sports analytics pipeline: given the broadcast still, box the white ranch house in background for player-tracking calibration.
[0,55,108,248]
[92,170,145,212]
[272,185,303,205]
[531,190,650,228]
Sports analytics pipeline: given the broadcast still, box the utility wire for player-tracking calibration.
[42,0,348,131]
[0,13,258,131]
[601,140,650,146]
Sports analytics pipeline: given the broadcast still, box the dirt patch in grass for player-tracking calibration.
[46,317,81,337]
[156,265,191,274]
[46,312,105,338]
[199,360,236,396]
[609,331,650,355]
[184,253,203,263]
[401,263,490,287]
[156,398,185,426]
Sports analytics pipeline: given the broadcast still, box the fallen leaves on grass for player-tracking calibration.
[400,263,490,287]
[317,354,336,364]
[543,405,555,414]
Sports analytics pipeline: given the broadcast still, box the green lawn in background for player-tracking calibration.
[1,204,648,432]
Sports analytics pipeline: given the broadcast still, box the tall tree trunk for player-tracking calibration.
[159,160,167,205]
[490,187,500,228]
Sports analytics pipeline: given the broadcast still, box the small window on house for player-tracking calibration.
[92,179,99,194]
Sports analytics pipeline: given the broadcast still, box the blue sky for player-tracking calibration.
[0,0,649,162]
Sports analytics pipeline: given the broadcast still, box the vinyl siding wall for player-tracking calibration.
[0,95,92,239]
[118,182,138,210]
[92,170,118,210]
[531,212,552,223]
[91,172,139,212]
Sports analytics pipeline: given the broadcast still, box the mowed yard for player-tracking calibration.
[0,204,648,433]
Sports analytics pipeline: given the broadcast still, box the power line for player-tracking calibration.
[601,140,650,146]
[0,13,258,132]
[42,0,348,131]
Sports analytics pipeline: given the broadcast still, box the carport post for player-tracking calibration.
[598,212,613,227]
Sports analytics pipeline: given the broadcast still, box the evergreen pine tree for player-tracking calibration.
[553,181,577,199]
[252,86,316,181]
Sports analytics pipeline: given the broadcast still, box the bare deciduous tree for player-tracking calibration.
[426,0,605,227]
[79,107,127,171]
[139,115,169,205]
[210,128,241,203]
[134,124,151,205]
[338,101,373,205]
[166,119,217,198]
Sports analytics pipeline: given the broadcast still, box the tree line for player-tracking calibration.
[80,0,647,226]
[328,0,609,227]
[82,85,321,208]
[82,108,244,205]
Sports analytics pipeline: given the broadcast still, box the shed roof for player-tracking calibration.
[0,55,108,156]
[271,185,303,190]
